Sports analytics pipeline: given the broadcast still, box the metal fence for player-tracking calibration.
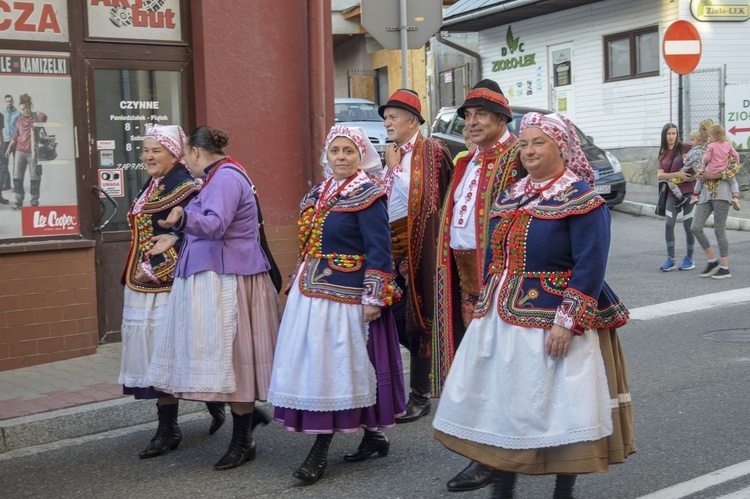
[684,66,725,136]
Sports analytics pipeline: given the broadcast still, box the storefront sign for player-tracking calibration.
[690,0,750,21]
[0,0,68,42]
[725,84,750,150]
[87,0,182,42]
[491,26,537,73]
[0,51,78,240]
[21,206,79,236]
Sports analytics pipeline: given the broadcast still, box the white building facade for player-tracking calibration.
[442,0,750,158]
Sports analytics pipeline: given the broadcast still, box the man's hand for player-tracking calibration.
[384,144,401,168]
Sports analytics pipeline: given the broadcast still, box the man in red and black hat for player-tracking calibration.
[376,89,453,426]
[432,79,526,492]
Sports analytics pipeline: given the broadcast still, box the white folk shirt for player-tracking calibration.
[449,130,510,250]
[387,131,419,223]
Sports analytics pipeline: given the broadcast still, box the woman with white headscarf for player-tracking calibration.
[432,113,635,499]
[268,125,405,485]
[117,124,223,459]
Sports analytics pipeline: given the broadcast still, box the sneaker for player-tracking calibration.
[678,256,695,271]
[10,202,22,211]
[711,268,732,279]
[699,260,720,277]
[690,194,700,204]
[732,196,741,211]
[675,196,688,209]
[660,257,676,272]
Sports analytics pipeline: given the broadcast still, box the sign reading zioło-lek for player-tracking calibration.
[725,85,750,150]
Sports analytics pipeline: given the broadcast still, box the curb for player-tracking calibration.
[0,398,207,454]
[613,200,750,232]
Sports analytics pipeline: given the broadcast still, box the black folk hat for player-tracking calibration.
[457,79,513,123]
[378,89,425,124]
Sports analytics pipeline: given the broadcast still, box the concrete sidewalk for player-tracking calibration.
[2,179,748,454]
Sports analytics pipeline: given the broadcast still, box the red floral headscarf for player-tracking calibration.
[519,112,595,187]
[144,124,187,162]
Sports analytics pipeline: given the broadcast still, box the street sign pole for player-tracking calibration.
[400,0,408,88]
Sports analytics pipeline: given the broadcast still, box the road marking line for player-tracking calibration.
[638,460,750,498]
[629,288,750,321]
[717,486,750,499]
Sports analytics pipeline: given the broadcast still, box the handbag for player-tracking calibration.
[35,126,58,162]
[655,181,668,217]
[225,166,283,293]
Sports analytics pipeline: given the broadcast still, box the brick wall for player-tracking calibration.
[266,224,302,306]
[0,247,98,372]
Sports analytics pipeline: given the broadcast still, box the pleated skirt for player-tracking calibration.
[148,270,281,403]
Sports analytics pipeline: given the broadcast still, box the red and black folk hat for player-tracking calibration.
[457,79,513,123]
[378,89,425,124]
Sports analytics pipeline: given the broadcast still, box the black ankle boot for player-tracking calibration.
[206,402,226,435]
[553,474,577,499]
[139,402,182,459]
[294,433,333,483]
[446,460,493,491]
[214,411,256,471]
[343,429,389,462]
[490,470,517,499]
[251,406,272,431]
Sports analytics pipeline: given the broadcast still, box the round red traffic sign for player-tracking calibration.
[663,20,702,75]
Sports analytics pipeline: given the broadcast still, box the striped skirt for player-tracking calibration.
[147,270,281,403]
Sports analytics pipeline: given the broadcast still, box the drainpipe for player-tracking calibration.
[442,0,542,27]
[308,0,333,184]
[435,31,482,82]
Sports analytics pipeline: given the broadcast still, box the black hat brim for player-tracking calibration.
[378,102,425,125]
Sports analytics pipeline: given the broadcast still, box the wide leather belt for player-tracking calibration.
[453,249,479,296]
[390,217,408,259]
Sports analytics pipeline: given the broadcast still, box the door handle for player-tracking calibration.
[91,185,118,232]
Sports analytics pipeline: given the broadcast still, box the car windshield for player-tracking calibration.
[335,102,382,122]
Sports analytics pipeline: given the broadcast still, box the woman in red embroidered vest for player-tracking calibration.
[118,124,211,459]
[268,125,405,484]
[432,113,634,499]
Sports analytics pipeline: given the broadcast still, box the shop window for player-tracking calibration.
[604,26,659,82]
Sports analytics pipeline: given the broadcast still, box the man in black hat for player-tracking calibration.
[373,89,453,428]
[432,79,525,492]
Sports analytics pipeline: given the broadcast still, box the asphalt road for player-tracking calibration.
[2,209,750,499]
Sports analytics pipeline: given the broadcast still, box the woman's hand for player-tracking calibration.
[384,144,401,168]
[146,233,178,258]
[546,325,574,360]
[157,206,184,228]
[700,170,722,180]
[134,266,150,282]
[363,305,382,323]
[676,170,693,181]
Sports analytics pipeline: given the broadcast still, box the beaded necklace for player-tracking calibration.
[523,168,566,197]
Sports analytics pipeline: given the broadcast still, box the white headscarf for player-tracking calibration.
[322,125,383,179]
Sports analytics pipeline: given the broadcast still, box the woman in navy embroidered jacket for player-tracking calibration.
[268,125,405,484]
[432,112,634,499]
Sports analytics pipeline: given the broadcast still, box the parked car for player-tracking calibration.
[430,106,626,206]
[334,98,390,161]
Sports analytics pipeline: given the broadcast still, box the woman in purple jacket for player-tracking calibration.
[146,126,281,471]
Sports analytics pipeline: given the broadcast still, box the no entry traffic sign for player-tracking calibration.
[663,20,702,75]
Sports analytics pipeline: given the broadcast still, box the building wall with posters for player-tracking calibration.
[0,0,332,371]
[444,0,750,156]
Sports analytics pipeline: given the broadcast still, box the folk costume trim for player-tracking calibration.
[432,134,521,397]
[290,170,396,306]
[403,135,445,332]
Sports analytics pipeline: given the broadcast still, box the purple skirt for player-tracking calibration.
[274,308,406,433]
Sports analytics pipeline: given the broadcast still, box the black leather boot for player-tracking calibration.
[447,460,494,492]
[343,429,389,462]
[294,433,333,483]
[553,474,577,499]
[214,411,256,471]
[396,356,431,424]
[205,402,226,435]
[139,402,181,459]
[251,406,272,430]
[11,178,23,210]
[490,470,517,499]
